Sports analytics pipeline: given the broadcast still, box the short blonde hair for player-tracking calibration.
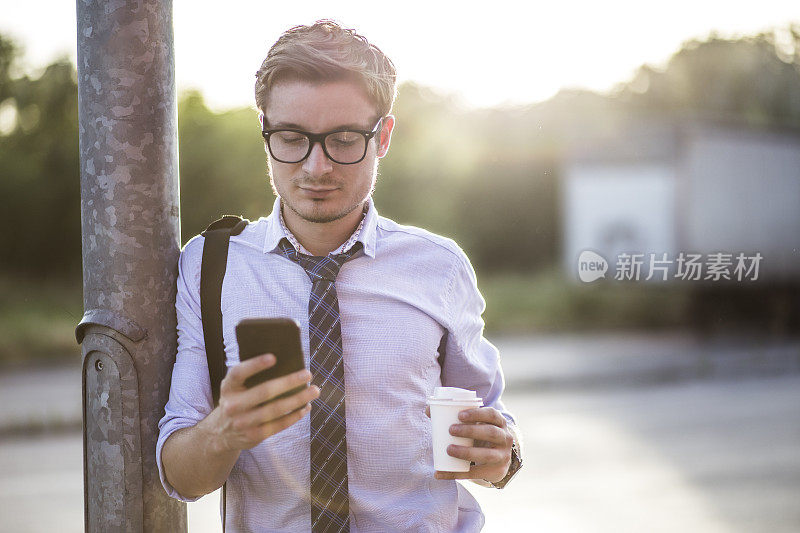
[255,20,397,119]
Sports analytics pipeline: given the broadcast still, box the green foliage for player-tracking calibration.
[375,84,560,270]
[455,159,559,273]
[481,268,691,333]
[0,35,81,277]
[0,34,16,101]
[619,25,800,127]
[0,274,82,365]
[176,91,271,243]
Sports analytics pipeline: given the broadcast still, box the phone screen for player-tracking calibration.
[235,318,306,397]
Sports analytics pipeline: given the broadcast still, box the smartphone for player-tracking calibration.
[235,317,306,399]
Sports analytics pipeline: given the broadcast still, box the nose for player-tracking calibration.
[302,140,333,177]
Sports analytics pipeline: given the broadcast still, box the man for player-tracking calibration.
[158,20,522,532]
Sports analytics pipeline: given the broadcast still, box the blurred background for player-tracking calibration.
[1,1,799,532]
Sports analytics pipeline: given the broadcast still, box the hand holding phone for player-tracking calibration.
[206,318,317,452]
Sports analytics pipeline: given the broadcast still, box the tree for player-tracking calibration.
[176,91,270,243]
[0,34,80,278]
[619,25,800,127]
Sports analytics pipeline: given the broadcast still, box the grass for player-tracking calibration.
[480,266,692,334]
[0,268,693,367]
[0,275,83,366]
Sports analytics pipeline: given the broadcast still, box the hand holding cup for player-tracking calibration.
[425,387,514,484]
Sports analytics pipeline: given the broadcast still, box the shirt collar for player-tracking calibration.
[262,196,378,258]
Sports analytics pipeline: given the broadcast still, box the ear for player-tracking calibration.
[376,115,395,159]
[259,112,268,154]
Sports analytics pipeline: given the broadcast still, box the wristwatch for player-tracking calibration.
[485,439,522,489]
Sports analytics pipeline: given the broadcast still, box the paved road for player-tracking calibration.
[1,375,798,532]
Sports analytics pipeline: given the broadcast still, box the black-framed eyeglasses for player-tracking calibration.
[261,117,384,165]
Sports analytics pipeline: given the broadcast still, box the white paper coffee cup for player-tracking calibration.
[427,387,483,472]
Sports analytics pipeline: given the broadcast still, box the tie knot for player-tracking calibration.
[279,239,362,282]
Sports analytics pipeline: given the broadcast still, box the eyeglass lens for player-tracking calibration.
[269,131,367,164]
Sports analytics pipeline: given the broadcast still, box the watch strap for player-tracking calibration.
[486,439,522,489]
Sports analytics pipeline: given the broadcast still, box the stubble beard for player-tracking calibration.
[268,159,378,224]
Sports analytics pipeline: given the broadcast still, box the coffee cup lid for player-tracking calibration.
[427,386,483,405]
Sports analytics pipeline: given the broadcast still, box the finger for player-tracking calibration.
[257,402,313,441]
[458,407,507,429]
[222,354,276,392]
[239,367,313,408]
[433,465,493,480]
[449,423,508,446]
[424,405,430,418]
[446,444,506,466]
[237,384,320,429]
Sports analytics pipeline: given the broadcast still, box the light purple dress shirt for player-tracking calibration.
[157,196,518,532]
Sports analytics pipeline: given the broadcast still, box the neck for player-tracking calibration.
[281,200,366,256]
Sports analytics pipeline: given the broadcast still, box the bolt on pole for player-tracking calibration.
[75,0,186,531]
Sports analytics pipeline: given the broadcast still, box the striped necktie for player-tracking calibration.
[279,238,362,533]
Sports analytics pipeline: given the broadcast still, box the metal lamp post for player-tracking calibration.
[75,0,186,530]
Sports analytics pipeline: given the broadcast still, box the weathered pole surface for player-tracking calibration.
[75,0,186,531]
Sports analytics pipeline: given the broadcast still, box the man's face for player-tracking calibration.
[263,79,393,224]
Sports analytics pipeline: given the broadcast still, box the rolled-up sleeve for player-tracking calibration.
[441,247,519,434]
[156,235,213,502]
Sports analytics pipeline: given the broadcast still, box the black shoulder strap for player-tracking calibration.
[200,215,248,407]
[199,215,247,533]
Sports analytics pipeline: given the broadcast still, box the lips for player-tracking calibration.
[299,186,338,198]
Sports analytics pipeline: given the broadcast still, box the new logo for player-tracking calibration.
[577,250,608,282]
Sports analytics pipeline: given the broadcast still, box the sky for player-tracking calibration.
[2,1,799,112]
